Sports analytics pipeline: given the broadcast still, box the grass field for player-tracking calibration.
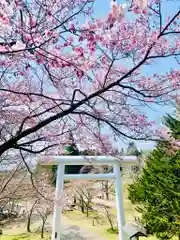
[0,183,158,240]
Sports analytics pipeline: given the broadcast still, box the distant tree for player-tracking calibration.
[128,115,180,240]
[126,142,142,156]
[0,162,28,226]
[164,114,180,140]
[30,173,54,238]
[50,165,58,187]
[68,181,95,217]
[80,150,114,200]
[98,204,116,233]
[119,148,124,156]
[126,142,143,174]
[80,150,95,156]
[36,198,53,238]
[26,199,38,233]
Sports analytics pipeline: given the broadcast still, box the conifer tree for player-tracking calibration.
[128,115,180,240]
[50,132,83,186]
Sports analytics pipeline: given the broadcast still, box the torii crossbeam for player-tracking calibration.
[38,155,137,240]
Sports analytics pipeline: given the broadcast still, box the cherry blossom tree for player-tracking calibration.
[66,180,97,217]
[0,0,179,158]
[0,158,25,215]
[22,170,56,235]
[25,198,38,232]
[36,198,53,238]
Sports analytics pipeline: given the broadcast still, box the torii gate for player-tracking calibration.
[38,155,137,240]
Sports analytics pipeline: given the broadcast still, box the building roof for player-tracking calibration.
[123,223,147,238]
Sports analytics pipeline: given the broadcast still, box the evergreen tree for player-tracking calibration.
[128,115,180,240]
[164,114,180,140]
[126,141,142,156]
[50,132,83,186]
[126,142,142,173]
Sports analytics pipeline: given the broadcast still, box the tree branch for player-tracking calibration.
[0,10,178,155]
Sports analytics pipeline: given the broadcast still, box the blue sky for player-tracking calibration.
[94,0,179,18]
[91,0,179,150]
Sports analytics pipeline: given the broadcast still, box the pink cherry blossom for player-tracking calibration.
[132,7,142,14]
[133,0,148,12]
[0,0,179,158]
[0,45,7,52]
[69,23,75,32]
[30,17,37,28]
[142,8,148,14]
[73,47,84,56]
[76,70,84,79]
[0,16,9,25]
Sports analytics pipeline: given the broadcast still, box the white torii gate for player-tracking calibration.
[38,155,137,240]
